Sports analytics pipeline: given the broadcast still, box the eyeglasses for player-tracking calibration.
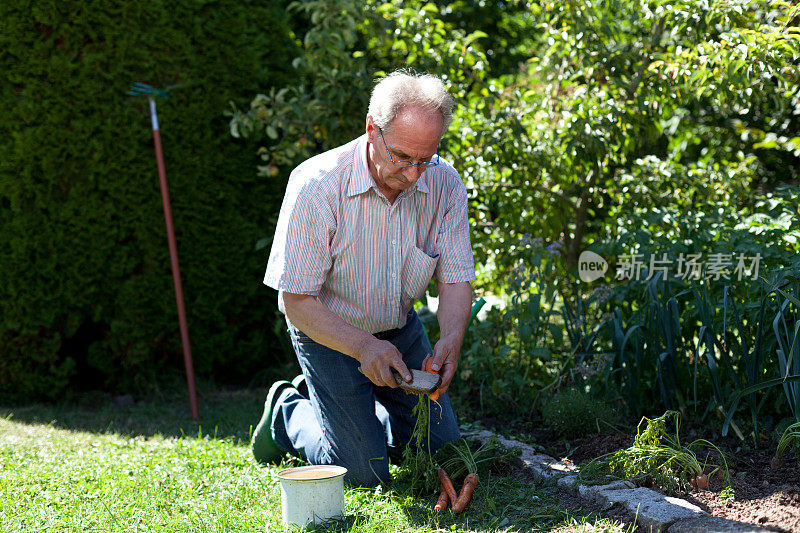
[377,127,439,168]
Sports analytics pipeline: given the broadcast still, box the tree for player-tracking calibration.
[453,0,799,284]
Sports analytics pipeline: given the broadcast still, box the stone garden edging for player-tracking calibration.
[463,429,770,533]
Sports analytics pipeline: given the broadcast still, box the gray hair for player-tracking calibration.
[368,71,455,134]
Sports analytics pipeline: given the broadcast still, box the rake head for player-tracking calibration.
[126,82,170,99]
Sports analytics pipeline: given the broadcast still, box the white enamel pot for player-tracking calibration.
[276,465,347,528]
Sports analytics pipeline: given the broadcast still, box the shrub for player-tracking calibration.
[0,0,299,401]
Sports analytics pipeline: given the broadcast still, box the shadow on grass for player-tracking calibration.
[0,383,267,442]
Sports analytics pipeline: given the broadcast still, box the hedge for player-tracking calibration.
[0,0,299,401]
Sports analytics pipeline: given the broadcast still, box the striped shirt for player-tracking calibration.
[264,134,475,333]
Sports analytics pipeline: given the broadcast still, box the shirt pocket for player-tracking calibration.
[401,246,439,310]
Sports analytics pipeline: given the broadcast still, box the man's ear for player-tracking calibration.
[365,115,375,140]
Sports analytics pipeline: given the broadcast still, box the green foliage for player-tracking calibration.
[227,0,371,172]
[609,184,800,282]
[0,0,300,401]
[434,0,539,78]
[580,411,732,495]
[540,387,621,439]
[229,0,490,176]
[455,0,799,282]
[453,237,618,419]
[453,241,562,416]
[453,240,617,420]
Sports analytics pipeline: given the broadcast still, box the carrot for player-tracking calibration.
[437,468,457,505]
[433,487,449,511]
[424,357,440,401]
[451,473,479,513]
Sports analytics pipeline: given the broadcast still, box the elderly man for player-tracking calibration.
[252,71,475,487]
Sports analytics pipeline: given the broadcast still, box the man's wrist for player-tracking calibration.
[439,331,464,348]
[350,332,374,363]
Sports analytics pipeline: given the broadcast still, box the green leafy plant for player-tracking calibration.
[580,411,732,496]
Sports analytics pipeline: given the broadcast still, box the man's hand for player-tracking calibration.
[355,336,412,388]
[423,333,461,397]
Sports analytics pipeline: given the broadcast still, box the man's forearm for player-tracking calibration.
[282,293,372,360]
[436,281,473,346]
[282,292,413,387]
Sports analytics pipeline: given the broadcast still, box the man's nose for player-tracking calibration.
[401,165,424,182]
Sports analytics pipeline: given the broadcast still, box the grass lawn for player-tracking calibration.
[0,387,631,532]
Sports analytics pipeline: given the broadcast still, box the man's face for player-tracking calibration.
[366,106,443,200]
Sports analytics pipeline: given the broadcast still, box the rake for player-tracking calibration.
[127,81,198,420]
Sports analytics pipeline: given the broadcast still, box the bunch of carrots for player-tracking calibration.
[434,468,478,513]
[421,358,486,513]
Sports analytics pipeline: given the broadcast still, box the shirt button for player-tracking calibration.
[392,239,397,245]
[391,273,396,279]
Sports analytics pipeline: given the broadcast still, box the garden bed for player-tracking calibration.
[492,424,800,532]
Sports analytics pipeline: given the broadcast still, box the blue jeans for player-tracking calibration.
[271,309,460,487]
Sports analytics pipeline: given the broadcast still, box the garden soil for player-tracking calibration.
[480,418,800,532]
[553,433,800,532]
[677,449,800,533]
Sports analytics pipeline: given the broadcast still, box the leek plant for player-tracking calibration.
[600,262,800,443]
[692,281,771,444]
[771,421,800,470]
[721,269,800,437]
[772,290,800,423]
[604,273,692,416]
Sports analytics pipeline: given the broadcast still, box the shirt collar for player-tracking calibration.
[347,135,373,197]
[348,134,431,198]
